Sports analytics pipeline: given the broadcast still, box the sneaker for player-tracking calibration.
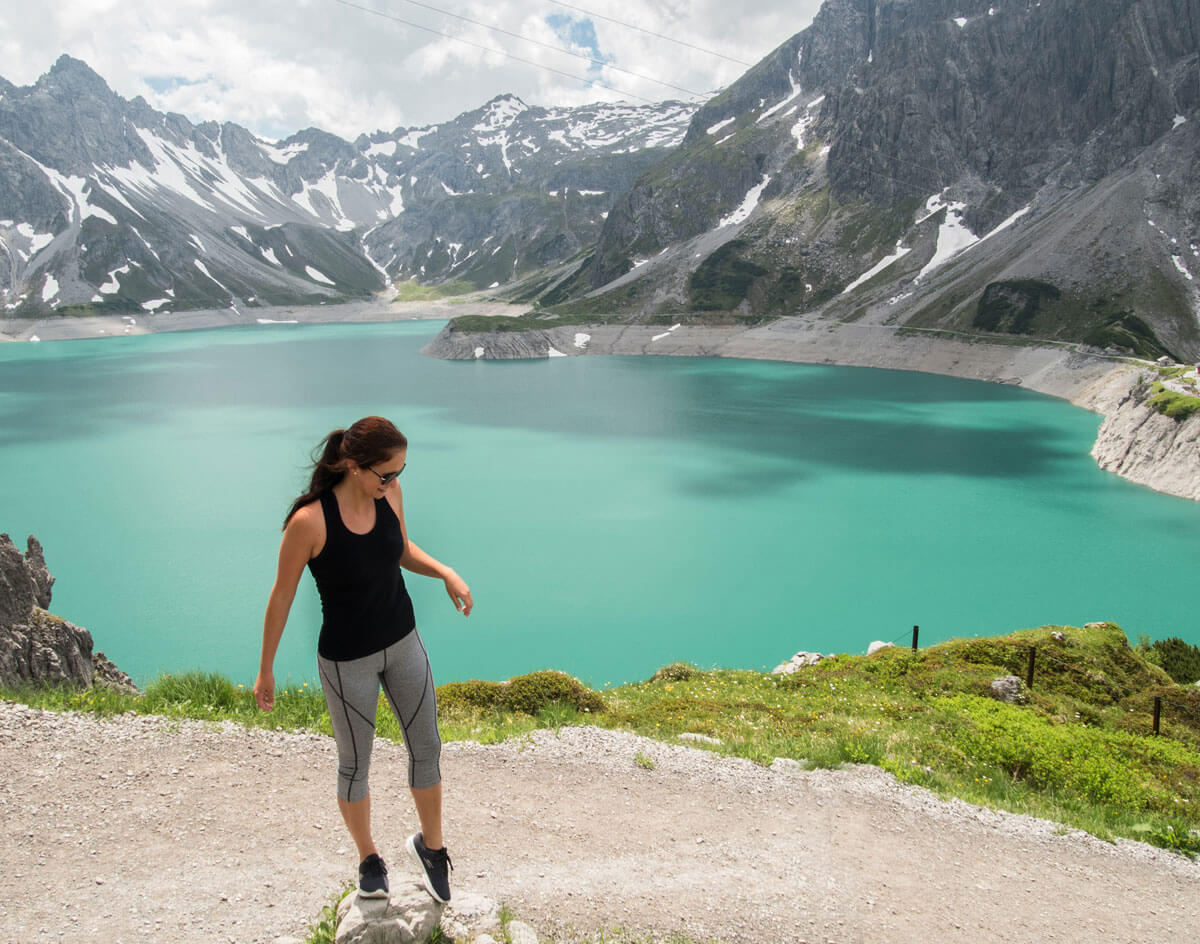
[407,832,453,903]
[357,853,389,898]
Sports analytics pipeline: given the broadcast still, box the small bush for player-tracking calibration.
[649,662,698,683]
[1142,637,1200,685]
[437,670,604,715]
[502,670,605,714]
[436,679,506,711]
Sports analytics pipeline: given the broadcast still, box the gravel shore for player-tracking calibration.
[0,297,519,343]
[1,702,1196,944]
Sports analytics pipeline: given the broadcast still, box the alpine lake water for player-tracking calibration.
[1,318,1197,689]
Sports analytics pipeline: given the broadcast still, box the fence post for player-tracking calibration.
[911,625,919,652]
[1153,697,1162,735]
[1026,647,1036,690]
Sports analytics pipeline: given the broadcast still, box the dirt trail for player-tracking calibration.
[1,703,1196,944]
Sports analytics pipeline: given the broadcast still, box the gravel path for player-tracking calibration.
[1,702,1196,944]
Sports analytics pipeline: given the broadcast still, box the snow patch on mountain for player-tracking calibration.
[260,140,309,164]
[915,196,978,281]
[132,129,218,211]
[719,176,772,228]
[16,223,53,255]
[98,264,130,294]
[365,140,398,158]
[758,72,804,123]
[843,241,913,293]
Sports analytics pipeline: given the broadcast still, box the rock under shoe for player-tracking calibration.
[407,832,453,903]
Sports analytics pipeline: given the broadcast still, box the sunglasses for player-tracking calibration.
[365,462,406,485]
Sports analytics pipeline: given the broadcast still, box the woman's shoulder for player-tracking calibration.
[285,496,328,560]
[382,485,404,515]
[288,495,327,533]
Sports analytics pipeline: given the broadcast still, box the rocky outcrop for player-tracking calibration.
[24,535,54,608]
[1091,384,1200,500]
[327,885,511,944]
[0,532,137,692]
[772,651,831,674]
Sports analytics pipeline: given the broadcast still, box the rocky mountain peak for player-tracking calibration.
[44,54,111,90]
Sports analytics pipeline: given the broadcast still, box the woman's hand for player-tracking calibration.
[444,571,473,617]
[253,670,275,712]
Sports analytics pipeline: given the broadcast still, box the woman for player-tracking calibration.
[254,416,472,904]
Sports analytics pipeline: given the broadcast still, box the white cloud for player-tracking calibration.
[0,0,821,139]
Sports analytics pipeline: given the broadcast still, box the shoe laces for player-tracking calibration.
[425,846,453,873]
[361,855,387,878]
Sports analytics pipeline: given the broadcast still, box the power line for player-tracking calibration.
[547,0,754,66]
[333,0,659,104]
[383,0,703,97]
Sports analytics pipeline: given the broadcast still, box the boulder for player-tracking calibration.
[335,884,443,944]
[436,890,502,942]
[990,675,1029,704]
[506,921,540,944]
[867,641,895,656]
[771,651,828,674]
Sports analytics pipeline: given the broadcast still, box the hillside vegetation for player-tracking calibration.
[4,623,1198,856]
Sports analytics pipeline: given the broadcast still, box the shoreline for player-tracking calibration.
[8,300,1198,500]
[423,313,1200,502]
[1,298,1141,411]
[0,294,516,343]
[424,314,1145,411]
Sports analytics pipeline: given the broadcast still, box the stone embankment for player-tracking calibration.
[0,532,136,691]
[425,316,1200,502]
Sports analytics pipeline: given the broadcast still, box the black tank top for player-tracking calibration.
[307,490,416,661]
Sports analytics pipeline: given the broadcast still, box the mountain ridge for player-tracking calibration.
[0,55,696,316]
[522,0,1200,363]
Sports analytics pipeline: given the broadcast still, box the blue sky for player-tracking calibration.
[0,0,823,139]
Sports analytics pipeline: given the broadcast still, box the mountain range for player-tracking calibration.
[0,56,694,316]
[533,0,1200,363]
[2,0,1199,361]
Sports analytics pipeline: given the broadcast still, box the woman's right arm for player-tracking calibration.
[254,507,320,712]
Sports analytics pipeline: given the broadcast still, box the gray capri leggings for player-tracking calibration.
[317,629,442,802]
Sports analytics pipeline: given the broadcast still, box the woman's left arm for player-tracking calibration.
[391,488,473,617]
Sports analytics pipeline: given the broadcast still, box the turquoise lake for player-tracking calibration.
[1,319,1197,688]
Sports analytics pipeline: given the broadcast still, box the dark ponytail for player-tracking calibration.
[284,417,407,528]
